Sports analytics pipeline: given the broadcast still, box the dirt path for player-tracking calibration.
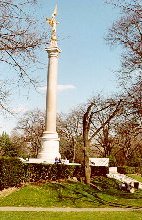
[0,207,142,212]
[0,187,19,198]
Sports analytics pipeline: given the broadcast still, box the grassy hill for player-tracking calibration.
[0,177,142,208]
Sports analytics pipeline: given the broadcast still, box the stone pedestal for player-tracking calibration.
[38,46,61,163]
[38,132,60,163]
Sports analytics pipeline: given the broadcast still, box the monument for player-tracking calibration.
[20,6,78,165]
[37,5,61,163]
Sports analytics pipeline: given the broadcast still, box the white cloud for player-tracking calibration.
[38,84,76,93]
[57,84,76,92]
[11,105,28,114]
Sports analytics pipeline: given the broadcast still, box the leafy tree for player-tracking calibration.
[10,131,30,158]
[0,132,18,157]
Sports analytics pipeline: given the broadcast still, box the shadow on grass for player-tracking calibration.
[44,177,142,208]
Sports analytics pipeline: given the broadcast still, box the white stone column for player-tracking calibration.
[38,46,61,163]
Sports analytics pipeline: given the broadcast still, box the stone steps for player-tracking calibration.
[107,173,142,189]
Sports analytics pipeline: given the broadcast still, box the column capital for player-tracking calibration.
[46,46,61,58]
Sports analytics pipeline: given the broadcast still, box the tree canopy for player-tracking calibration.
[106,0,142,84]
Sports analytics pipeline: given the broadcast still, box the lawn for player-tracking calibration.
[0,177,142,208]
[0,211,142,220]
[0,182,103,208]
[126,174,142,183]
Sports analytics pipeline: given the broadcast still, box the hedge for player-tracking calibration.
[91,166,109,177]
[25,164,109,182]
[0,158,109,190]
[117,166,142,174]
[0,157,25,190]
[25,164,82,182]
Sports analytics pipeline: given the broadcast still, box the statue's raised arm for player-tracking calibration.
[46,5,58,46]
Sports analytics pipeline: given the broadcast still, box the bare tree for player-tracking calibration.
[0,80,10,111]
[15,108,83,160]
[112,84,142,166]
[83,97,122,184]
[106,0,142,83]
[0,0,47,110]
[112,119,142,166]
[57,109,83,163]
[15,109,45,157]
[95,122,115,158]
[0,0,46,78]
[124,79,142,120]
[105,0,142,167]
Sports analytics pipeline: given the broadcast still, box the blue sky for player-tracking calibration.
[0,0,122,134]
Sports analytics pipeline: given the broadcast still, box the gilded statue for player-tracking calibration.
[46,5,58,46]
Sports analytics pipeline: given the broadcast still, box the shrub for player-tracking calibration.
[25,164,108,182]
[25,164,83,182]
[0,157,25,190]
[117,166,142,174]
[135,167,142,175]
[0,158,110,191]
[91,166,109,177]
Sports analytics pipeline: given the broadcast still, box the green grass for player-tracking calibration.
[0,211,142,220]
[0,177,142,208]
[126,174,142,183]
[0,182,103,208]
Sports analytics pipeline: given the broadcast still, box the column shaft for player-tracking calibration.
[45,55,58,132]
[38,47,61,163]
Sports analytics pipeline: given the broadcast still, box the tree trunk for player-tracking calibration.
[83,105,93,184]
[84,139,91,184]
[72,137,76,163]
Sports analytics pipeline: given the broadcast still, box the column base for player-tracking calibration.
[38,131,61,164]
